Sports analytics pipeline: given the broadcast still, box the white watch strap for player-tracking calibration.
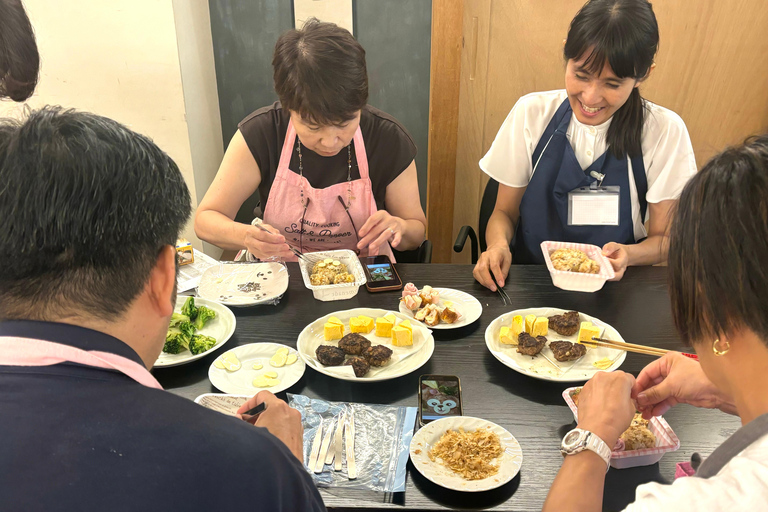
[585,431,612,470]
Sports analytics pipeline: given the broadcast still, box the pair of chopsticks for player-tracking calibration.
[589,336,699,361]
[252,223,311,263]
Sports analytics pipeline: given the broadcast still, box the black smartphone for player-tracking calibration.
[361,255,403,292]
[418,374,463,426]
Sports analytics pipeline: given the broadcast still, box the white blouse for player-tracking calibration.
[479,90,697,240]
[623,432,768,511]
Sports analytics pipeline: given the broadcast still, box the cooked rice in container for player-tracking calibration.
[427,427,503,480]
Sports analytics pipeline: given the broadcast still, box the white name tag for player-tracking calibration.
[568,186,620,226]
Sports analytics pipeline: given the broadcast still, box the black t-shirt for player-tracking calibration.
[0,320,326,512]
[238,102,417,210]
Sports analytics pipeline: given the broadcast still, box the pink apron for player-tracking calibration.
[262,120,396,262]
[0,336,163,389]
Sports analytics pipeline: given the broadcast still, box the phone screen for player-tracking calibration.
[366,263,396,282]
[362,255,402,289]
[419,376,462,424]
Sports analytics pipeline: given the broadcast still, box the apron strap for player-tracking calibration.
[532,99,572,172]
[629,153,648,222]
[695,412,768,478]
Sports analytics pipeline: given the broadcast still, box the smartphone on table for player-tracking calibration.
[361,255,403,292]
[418,374,463,427]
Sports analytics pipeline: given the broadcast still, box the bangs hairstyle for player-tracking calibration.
[564,0,659,159]
[668,135,768,347]
[272,18,368,126]
[0,0,40,101]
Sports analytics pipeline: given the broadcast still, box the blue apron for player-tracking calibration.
[512,99,648,264]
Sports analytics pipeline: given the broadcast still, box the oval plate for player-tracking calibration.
[410,416,523,492]
[398,288,483,330]
[153,296,236,368]
[198,262,289,307]
[208,342,305,395]
[485,307,627,382]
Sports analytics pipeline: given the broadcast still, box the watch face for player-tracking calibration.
[563,430,582,449]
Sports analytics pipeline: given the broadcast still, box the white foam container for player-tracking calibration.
[541,241,615,293]
[563,387,680,469]
[298,249,367,301]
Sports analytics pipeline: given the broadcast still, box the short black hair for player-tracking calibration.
[0,0,40,101]
[564,0,659,159]
[0,106,191,321]
[668,134,768,346]
[272,18,368,126]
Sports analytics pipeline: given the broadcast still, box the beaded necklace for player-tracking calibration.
[296,140,354,208]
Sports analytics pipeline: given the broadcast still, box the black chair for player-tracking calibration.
[453,179,499,264]
[393,239,432,263]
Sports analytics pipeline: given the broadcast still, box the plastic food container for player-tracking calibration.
[540,241,615,293]
[298,249,367,302]
[562,387,680,469]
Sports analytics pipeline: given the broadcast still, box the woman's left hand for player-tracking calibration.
[602,242,629,280]
[358,210,404,252]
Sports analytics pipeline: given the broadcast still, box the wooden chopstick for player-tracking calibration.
[586,339,666,357]
[590,336,667,355]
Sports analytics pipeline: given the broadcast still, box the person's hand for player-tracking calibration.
[632,352,728,419]
[357,210,404,252]
[473,243,512,292]
[237,391,304,461]
[243,222,294,260]
[577,371,636,448]
[602,242,629,281]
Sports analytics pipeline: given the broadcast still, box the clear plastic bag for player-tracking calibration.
[196,261,289,306]
[288,394,417,492]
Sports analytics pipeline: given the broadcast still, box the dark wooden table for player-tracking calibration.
[155,264,739,511]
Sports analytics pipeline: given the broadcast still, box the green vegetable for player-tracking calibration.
[178,320,196,338]
[180,296,197,320]
[189,334,217,355]
[192,306,216,331]
[163,328,191,354]
[169,312,190,327]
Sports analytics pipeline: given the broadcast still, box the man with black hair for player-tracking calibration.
[0,107,325,512]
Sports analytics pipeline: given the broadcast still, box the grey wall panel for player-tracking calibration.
[354,0,432,210]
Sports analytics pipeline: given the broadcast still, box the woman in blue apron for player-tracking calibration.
[474,0,696,289]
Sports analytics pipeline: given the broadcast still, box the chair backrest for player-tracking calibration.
[392,239,432,264]
[478,179,499,253]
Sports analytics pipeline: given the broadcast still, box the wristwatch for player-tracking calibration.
[560,428,611,471]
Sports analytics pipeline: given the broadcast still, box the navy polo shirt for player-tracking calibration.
[0,320,325,512]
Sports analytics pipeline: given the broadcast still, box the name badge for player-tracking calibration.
[568,186,620,226]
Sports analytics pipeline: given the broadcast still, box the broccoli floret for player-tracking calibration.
[189,334,217,355]
[169,312,190,328]
[178,320,196,337]
[192,306,216,331]
[180,296,197,320]
[163,328,191,354]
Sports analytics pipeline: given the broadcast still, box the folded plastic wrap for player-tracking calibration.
[289,394,417,492]
[196,261,289,306]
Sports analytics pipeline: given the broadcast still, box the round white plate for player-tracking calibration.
[410,416,523,492]
[297,308,435,382]
[485,307,627,382]
[208,342,305,395]
[398,288,483,330]
[198,262,289,307]
[153,296,236,368]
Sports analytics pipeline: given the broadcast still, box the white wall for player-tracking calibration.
[0,0,223,253]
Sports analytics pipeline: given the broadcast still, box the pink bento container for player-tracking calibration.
[541,241,615,292]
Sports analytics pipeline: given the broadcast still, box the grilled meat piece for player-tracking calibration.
[364,345,393,367]
[315,345,346,366]
[517,333,547,356]
[549,340,587,361]
[338,333,371,355]
[548,311,580,336]
[344,356,371,377]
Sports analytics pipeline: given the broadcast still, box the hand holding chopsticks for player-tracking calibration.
[589,336,699,361]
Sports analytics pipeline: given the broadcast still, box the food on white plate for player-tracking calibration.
[214,351,241,371]
[517,333,547,356]
[391,324,413,347]
[285,353,298,365]
[531,317,548,337]
[402,282,419,297]
[252,362,263,370]
[578,321,601,344]
[253,374,280,388]
[403,284,464,327]
[264,371,278,379]
[323,316,345,341]
[592,357,613,370]
[524,314,536,334]
[310,259,353,286]
[344,356,370,377]
[364,345,393,367]
[316,345,346,366]
[548,311,580,336]
[350,315,375,333]
[375,313,396,337]
[333,272,355,284]
[550,248,601,274]
[499,315,524,345]
[419,285,440,305]
[549,340,587,362]
[403,294,422,311]
[270,347,289,367]
[424,305,441,327]
[428,427,503,480]
[440,306,459,324]
[338,333,372,355]
[163,296,218,355]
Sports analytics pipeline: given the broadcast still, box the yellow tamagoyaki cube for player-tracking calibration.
[398,319,413,334]
[391,325,413,347]
[356,315,375,333]
[375,316,394,337]
[531,317,548,337]
[525,314,537,333]
[499,326,517,345]
[323,322,344,341]
[349,317,368,333]
[578,321,601,345]
[511,315,524,338]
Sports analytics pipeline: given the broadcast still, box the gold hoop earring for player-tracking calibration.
[713,338,730,356]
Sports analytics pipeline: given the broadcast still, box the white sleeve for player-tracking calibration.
[642,107,697,204]
[479,94,554,188]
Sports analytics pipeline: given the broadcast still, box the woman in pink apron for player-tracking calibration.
[195,20,426,262]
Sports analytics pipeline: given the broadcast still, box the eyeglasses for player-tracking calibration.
[298,196,361,255]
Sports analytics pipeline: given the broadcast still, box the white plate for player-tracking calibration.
[410,416,523,492]
[198,262,289,306]
[398,288,483,330]
[485,307,627,382]
[153,296,236,368]
[208,342,306,395]
[297,308,435,382]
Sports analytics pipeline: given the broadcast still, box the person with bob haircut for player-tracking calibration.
[474,0,697,290]
[0,0,40,101]
[543,134,768,511]
[196,19,426,261]
[0,107,325,511]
